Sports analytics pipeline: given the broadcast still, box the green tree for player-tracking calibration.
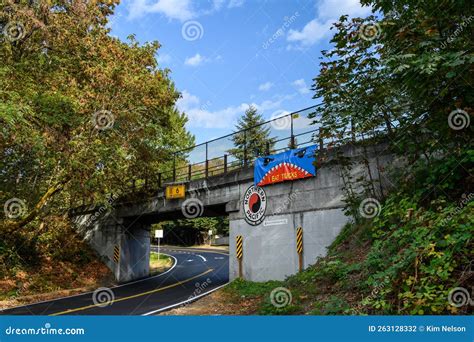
[0,0,194,233]
[229,105,274,163]
[312,1,472,159]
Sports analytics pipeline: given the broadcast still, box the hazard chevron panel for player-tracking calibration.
[254,145,317,187]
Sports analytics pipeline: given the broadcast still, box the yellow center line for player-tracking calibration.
[50,268,214,316]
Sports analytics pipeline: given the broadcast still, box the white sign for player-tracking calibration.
[243,185,267,226]
[154,230,163,239]
[208,229,213,236]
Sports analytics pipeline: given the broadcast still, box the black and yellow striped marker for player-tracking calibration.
[296,227,303,271]
[236,235,243,259]
[296,227,303,254]
[113,245,120,263]
[236,235,243,278]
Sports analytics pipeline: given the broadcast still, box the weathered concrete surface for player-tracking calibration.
[72,142,395,282]
[73,214,151,283]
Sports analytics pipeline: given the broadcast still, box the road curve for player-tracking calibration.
[0,247,229,316]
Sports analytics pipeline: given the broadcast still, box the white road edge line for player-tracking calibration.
[2,253,178,311]
[141,283,229,316]
[197,254,207,262]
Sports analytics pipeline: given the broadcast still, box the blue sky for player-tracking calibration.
[109,0,372,143]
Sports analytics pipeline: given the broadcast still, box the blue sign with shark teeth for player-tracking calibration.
[254,145,317,186]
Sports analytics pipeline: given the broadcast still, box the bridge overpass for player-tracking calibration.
[72,139,394,283]
[70,105,397,283]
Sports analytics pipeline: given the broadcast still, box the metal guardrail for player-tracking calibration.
[117,103,393,197]
[132,105,323,191]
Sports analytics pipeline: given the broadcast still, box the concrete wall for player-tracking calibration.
[227,143,395,281]
[72,142,395,283]
[73,214,151,283]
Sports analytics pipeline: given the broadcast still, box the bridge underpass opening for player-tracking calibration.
[146,203,230,277]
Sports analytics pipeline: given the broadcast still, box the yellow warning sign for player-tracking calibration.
[165,184,185,199]
[296,227,303,254]
[113,245,120,263]
[236,235,243,259]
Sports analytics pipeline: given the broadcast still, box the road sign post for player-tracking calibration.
[236,235,243,278]
[296,227,303,272]
[208,229,213,246]
[155,229,163,257]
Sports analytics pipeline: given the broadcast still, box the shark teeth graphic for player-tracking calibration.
[257,161,314,186]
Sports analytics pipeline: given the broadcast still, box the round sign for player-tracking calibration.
[243,185,266,226]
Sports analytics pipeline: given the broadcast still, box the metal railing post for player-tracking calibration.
[265,141,270,155]
[224,154,228,174]
[188,164,192,181]
[243,130,248,167]
[205,142,209,178]
[290,113,296,149]
[158,173,162,188]
[172,155,176,182]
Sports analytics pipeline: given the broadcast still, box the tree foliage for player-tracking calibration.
[0,1,194,233]
[312,0,473,158]
[229,105,275,162]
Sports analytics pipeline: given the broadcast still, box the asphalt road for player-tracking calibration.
[0,247,229,315]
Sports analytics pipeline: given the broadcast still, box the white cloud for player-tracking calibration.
[184,53,206,66]
[127,0,195,21]
[228,0,245,8]
[287,0,372,47]
[184,53,222,67]
[157,53,172,64]
[287,19,333,47]
[177,91,294,129]
[292,79,310,95]
[258,82,274,91]
[127,0,244,21]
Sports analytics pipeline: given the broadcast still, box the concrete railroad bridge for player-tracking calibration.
[72,106,395,282]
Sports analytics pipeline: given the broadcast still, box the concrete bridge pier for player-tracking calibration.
[74,215,151,283]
